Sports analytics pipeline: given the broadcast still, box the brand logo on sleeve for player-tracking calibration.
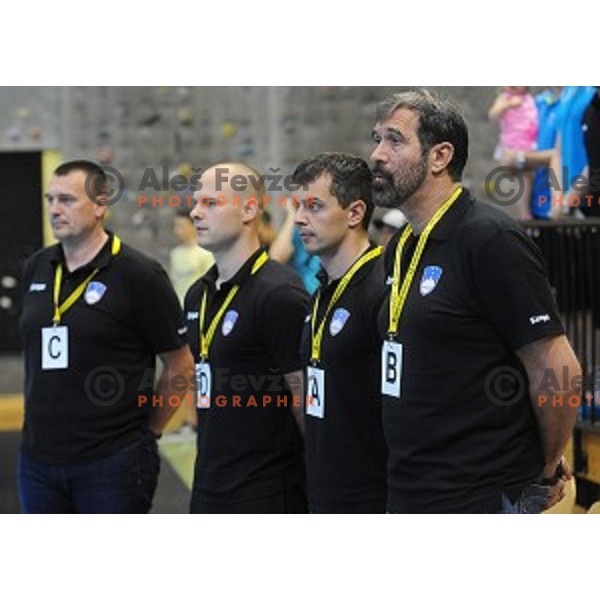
[530,314,550,325]
[330,308,351,336]
[222,310,239,336]
[84,281,107,305]
[420,266,443,296]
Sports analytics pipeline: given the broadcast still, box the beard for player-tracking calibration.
[371,156,428,208]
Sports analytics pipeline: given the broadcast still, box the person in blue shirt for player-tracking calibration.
[529,88,563,218]
[270,202,321,294]
[550,86,596,217]
[502,87,596,219]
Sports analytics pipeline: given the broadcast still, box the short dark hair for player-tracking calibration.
[376,89,469,182]
[291,152,374,229]
[175,207,193,221]
[54,160,108,197]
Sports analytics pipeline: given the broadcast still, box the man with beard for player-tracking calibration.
[370,89,580,513]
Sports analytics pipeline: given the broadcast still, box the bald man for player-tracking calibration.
[184,163,308,513]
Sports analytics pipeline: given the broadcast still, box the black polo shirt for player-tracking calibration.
[20,232,186,463]
[300,245,388,513]
[183,248,308,505]
[378,189,565,513]
[582,92,600,217]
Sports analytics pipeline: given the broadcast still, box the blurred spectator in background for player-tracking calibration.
[580,87,600,218]
[97,147,114,167]
[269,201,321,294]
[501,87,563,219]
[169,209,212,433]
[170,208,213,304]
[373,209,406,248]
[489,87,538,220]
[550,86,596,218]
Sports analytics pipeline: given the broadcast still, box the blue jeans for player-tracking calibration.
[18,431,160,513]
[499,482,551,514]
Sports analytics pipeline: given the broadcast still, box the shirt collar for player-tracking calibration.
[316,240,378,290]
[202,247,267,290]
[49,230,115,272]
[427,188,473,242]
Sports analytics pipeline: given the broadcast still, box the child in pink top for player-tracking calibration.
[489,87,539,219]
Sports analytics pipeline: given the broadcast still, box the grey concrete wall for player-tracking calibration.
[0,86,501,264]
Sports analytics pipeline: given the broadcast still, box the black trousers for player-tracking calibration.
[190,454,307,514]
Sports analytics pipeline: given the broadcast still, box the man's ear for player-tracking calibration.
[348,199,367,229]
[93,197,109,219]
[242,196,260,223]
[429,142,455,175]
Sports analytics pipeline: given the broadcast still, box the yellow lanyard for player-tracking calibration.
[199,250,268,360]
[311,246,383,363]
[388,187,462,337]
[52,235,121,325]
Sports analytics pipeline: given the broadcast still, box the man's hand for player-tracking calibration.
[543,456,572,510]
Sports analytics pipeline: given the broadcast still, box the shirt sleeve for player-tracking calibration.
[131,259,188,354]
[257,280,310,374]
[21,252,37,291]
[473,226,565,350]
[183,281,202,359]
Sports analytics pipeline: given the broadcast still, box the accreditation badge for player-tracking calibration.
[41,326,69,370]
[195,362,212,409]
[306,365,325,419]
[381,340,402,399]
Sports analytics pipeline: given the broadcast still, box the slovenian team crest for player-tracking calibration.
[329,308,350,336]
[420,266,443,296]
[222,310,239,336]
[84,281,107,305]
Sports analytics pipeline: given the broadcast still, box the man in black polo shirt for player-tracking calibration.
[19,160,194,513]
[369,89,581,513]
[292,152,388,513]
[185,163,308,513]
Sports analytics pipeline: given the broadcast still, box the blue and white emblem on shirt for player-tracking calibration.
[222,310,239,336]
[329,308,350,336]
[84,281,107,305]
[420,266,443,296]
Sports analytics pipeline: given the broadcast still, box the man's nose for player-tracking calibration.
[48,198,61,215]
[370,141,388,166]
[190,201,203,220]
[294,204,308,226]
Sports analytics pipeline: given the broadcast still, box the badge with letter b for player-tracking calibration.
[41,326,69,370]
[381,341,402,398]
[195,362,212,409]
[306,365,325,419]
